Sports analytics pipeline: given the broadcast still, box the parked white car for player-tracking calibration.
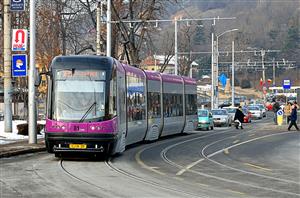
[248,105,263,119]
[211,109,232,127]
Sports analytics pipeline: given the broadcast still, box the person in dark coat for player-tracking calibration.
[288,102,299,131]
[234,106,245,129]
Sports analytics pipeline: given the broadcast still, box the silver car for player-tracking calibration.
[248,105,263,119]
[256,104,266,117]
[211,109,232,127]
[222,106,238,122]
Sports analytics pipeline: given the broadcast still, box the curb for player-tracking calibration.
[0,139,46,158]
[0,147,46,158]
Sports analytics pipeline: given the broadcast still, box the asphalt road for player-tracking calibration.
[1,115,299,198]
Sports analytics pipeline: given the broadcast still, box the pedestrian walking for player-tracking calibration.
[272,100,280,124]
[288,102,299,131]
[284,102,292,124]
[234,106,245,129]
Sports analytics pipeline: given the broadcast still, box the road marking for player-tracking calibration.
[226,189,245,195]
[173,176,184,181]
[244,163,272,172]
[223,148,229,155]
[176,158,204,176]
[248,134,255,137]
[135,149,166,176]
[150,166,159,169]
[173,129,237,176]
[233,139,240,144]
[196,183,209,187]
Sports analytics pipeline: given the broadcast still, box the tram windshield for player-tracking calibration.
[51,69,107,122]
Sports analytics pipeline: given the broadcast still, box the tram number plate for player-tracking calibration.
[69,144,87,149]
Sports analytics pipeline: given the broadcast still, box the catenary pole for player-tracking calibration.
[174,17,178,75]
[211,33,214,109]
[261,49,266,103]
[272,58,275,86]
[96,1,101,55]
[3,0,12,133]
[231,40,235,107]
[29,0,37,144]
[106,0,111,56]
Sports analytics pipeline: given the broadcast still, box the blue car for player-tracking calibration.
[197,109,214,130]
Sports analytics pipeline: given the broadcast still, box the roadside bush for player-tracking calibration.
[17,123,44,135]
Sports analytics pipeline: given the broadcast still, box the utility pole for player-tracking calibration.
[174,17,178,75]
[3,0,12,133]
[211,33,214,109]
[28,0,37,144]
[106,0,111,57]
[231,40,235,107]
[261,49,266,103]
[211,33,218,109]
[272,58,275,86]
[96,1,102,55]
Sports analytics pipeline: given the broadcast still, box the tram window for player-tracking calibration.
[185,94,197,115]
[148,92,161,118]
[163,94,183,117]
[126,75,146,121]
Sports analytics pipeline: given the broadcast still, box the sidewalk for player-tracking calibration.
[0,139,46,158]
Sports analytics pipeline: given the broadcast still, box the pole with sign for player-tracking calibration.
[12,29,28,51]
[4,0,13,133]
[277,109,283,126]
[10,0,26,11]
[283,79,291,90]
[12,54,27,77]
[28,0,37,144]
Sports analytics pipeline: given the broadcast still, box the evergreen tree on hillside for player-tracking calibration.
[284,25,299,52]
[193,22,205,45]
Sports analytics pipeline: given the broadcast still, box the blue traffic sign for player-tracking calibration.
[12,54,27,77]
[277,110,283,116]
[219,73,227,88]
[10,0,25,11]
[283,79,291,89]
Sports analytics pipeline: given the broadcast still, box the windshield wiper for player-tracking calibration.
[79,102,97,122]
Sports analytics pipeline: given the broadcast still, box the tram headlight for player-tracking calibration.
[96,126,102,130]
[90,126,96,131]
[61,125,66,130]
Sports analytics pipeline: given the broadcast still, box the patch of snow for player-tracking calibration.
[0,120,45,145]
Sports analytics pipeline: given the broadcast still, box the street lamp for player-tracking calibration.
[215,28,238,108]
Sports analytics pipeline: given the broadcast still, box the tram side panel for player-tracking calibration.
[161,81,185,137]
[124,67,148,145]
[145,77,162,141]
[113,62,127,153]
[183,83,197,132]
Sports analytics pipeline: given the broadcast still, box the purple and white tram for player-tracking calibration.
[42,55,197,156]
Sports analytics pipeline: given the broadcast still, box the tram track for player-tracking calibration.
[59,159,127,197]
[103,129,236,198]
[105,159,204,198]
[160,128,300,197]
[60,160,108,191]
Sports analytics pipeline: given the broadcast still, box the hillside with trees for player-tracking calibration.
[1,0,299,89]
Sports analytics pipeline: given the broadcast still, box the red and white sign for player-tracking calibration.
[12,29,28,51]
